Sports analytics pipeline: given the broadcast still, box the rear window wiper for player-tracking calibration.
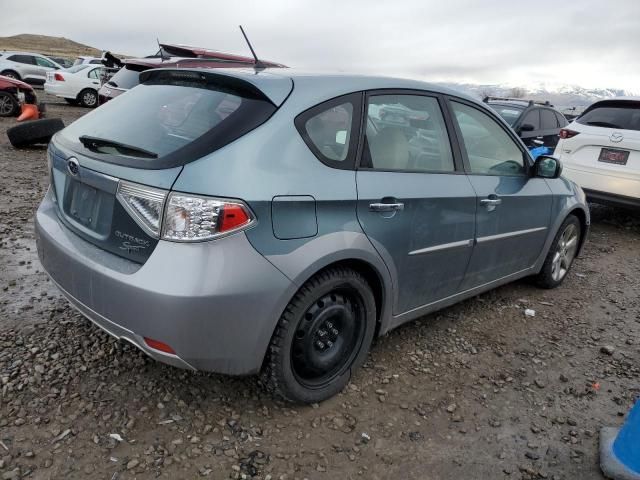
[79,135,158,159]
[585,121,621,129]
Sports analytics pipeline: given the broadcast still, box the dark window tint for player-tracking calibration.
[90,59,102,64]
[521,110,540,129]
[451,101,524,176]
[555,112,568,128]
[106,66,143,89]
[59,73,276,168]
[35,56,56,68]
[541,109,559,130]
[8,55,34,65]
[491,104,524,126]
[365,94,454,172]
[577,101,640,131]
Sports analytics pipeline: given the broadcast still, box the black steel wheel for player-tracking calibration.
[262,267,376,403]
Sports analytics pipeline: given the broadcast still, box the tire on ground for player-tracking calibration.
[262,267,377,404]
[534,214,581,289]
[7,118,65,148]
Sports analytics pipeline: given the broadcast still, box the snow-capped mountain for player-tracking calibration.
[437,82,638,109]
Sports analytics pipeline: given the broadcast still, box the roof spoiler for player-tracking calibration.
[483,96,554,107]
[139,68,293,106]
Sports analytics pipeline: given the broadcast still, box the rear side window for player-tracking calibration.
[521,110,541,129]
[58,71,277,169]
[541,109,559,130]
[556,112,568,128]
[577,101,640,131]
[451,101,524,176]
[295,93,361,169]
[364,94,454,172]
[8,54,34,65]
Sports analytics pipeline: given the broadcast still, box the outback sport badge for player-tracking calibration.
[67,157,80,176]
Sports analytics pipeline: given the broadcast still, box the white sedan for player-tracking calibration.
[555,97,640,209]
[44,64,103,108]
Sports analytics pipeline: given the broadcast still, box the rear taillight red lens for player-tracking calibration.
[219,204,251,233]
[144,337,176,355]
[559,128,579,139]
[54,73,65,81]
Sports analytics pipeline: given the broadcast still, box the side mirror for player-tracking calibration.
[534,155,562,179]
[520,123,535,132]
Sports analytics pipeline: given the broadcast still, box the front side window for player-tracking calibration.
[364,94,454,172]
[35,56,55,68]
[451,101,525,176]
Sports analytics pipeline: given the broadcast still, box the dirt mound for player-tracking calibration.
[0,33,127,60]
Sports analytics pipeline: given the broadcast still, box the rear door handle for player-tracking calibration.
[369,202,404,212]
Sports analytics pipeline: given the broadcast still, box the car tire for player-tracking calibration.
[7,118,65,148]
[0,92,19,117]
[262,267,377,403]
[1,70,20,80]
[77,88,98,108]
[535,215,581,289]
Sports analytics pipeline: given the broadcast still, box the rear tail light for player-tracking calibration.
[161,193,254,241]
[559,128,579,139]
[54,73,65,81]
[143,337,176,355]
[116,182,167,238]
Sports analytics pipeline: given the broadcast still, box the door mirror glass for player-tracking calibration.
[534,155,562,179]
[520,123,535,132]
[335,130,347,145]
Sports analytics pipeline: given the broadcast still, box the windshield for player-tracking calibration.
[490,104,524,126]
[57,75,277,169]
[105,66,143,89]
[577,101,640,131]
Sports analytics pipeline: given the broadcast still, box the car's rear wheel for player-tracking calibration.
[0,92,19,117]
[535,215,581,288]
[78,88,98,108]
[262,267,376,403]
[1,70,20,80]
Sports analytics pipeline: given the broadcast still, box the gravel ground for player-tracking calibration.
[0,92,639,480]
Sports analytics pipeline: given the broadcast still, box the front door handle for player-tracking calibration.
[369,202,404,212]
[480,196,502,212]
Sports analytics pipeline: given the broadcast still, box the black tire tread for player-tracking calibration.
[7,118,65,148]
[535,214,581,289]
[261,267,374,403]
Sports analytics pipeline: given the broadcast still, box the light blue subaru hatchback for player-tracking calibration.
[35,67,589,402]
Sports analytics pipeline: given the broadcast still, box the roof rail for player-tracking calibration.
[482,96,554,107]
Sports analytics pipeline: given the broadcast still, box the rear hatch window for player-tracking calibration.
[577,100,640,131]
[57,69,277,169]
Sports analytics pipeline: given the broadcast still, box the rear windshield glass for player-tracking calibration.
[106,67,143,89]
[58,73,276,169]
[491,104,524,126]
[66,64,91,74]
[577,101,640,131]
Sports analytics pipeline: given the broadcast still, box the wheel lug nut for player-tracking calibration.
[327,340,333,348]
[326,321,333,328]
[316,341,325,349]
[332,328,339,335]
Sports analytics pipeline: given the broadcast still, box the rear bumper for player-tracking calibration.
[583,188,640,209]
[44,82,72,99]
[35,189,295,375]
[562,165,640,201]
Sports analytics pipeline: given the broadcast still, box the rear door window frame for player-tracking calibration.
[355,89,466,174]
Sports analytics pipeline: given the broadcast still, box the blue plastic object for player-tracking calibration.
[601,400,640,480]
[529,145,553,160]
[614,401,640,473]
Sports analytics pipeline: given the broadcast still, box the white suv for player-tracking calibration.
[555,97,640,208]
[0,51,63,84]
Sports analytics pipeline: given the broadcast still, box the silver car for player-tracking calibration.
[35,67,589,403]
[0,51,63,84]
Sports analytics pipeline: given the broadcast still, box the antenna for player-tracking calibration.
[239,25,265,69]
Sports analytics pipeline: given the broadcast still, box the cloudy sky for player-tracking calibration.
[4,0,640,91]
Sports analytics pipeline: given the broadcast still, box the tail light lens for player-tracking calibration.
[559,128,579,139]
[116,182,167,238]
[54,73,65,81]
[161,193,254,242]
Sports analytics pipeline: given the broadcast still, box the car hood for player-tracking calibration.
[0,75,33,90]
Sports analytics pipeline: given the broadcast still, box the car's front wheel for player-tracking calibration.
[1,70,20,80]
[262,267,376,403]
[535,215,581,288]
[0,92,19,117]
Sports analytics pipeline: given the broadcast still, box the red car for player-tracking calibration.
[0,75,37,117]
[98,44,285,104]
